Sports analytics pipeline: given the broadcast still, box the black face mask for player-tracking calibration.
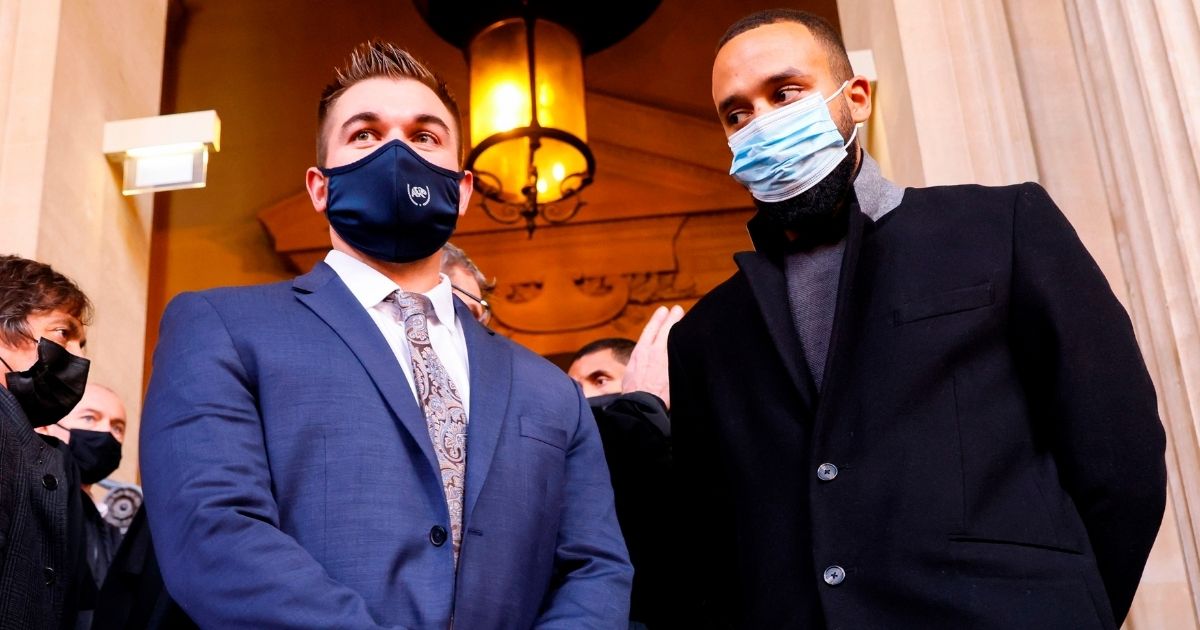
[0,337,91,427]
[67,429,122,484]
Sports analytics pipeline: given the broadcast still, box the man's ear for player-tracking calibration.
[846,74,872,125]
[457,170,474,215]
[305,167,328,214]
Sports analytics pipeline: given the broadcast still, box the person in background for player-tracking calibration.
[568,338,635,399]
[440,241,493,324]
[0,254,94,630]
[38,383,126,629]
[570,305,684,629]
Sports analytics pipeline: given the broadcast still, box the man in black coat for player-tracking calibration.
[667,9,1166,629]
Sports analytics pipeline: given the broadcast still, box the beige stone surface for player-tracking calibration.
[0,0,167,485]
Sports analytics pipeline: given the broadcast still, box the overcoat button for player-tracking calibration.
[817,463,839,481]
[823,565,846,586]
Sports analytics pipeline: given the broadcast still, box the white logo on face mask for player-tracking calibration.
[407,184,431,206]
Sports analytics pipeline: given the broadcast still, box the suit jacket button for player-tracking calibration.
[44,566,56,586]
[817,463,838,481]
[429,525,448,547]
[41,474,58,490]
[823,565,846,586]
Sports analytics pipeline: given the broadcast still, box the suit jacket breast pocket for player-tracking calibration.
[520,415,568,523]
[893,281,994,325]
[519,415,569,451]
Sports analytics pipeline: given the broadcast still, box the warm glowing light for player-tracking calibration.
[486,82,529,133]
[468,18,588,205]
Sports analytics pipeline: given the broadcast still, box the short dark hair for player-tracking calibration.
[316,40,462,166]
[717,9,853,82]
[571,338,636,367]
[0,255,92,346]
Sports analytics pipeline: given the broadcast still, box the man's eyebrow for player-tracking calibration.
[414,114,452,136]
[51,316,82,337]
[718,68,815,115]
[339,111,381,134]
[765,68,813,84]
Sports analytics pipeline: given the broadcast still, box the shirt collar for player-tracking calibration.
[323,250,459,331]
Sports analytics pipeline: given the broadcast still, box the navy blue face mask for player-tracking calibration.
[320,139,464,263]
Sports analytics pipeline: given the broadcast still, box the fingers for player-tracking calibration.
[656,305,685,347]
[636,306,670,350]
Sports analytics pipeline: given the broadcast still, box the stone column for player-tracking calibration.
[1062,0,1200,626]
[0,0,167,485]
[838,0,1197,627]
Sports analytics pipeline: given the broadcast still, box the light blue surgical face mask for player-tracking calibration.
[728,81,858,203]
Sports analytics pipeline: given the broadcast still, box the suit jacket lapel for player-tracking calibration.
[293,263,441,476]
[734,251,819,414]
[457,300,513,520]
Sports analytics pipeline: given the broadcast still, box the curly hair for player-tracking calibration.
[0,255,92,346]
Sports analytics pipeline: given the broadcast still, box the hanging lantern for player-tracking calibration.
[466,16,593,234]
[416,0,660,236]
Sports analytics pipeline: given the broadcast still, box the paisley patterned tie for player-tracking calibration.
[389,290,468,564]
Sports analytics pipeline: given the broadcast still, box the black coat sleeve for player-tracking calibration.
[666,325,739,629]
[1009,182,1166,623]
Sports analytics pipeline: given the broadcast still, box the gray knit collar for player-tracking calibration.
[853,151,904,222]
[747,150,903,257]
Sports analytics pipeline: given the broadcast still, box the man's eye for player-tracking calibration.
[774,87,803,103]
[353,130,374,142]
[412,131,439,144]
[727,111,749,126]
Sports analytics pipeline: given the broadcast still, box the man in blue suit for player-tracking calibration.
[140,41,632,629]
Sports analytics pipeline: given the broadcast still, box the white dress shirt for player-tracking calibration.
[324,250,471,418]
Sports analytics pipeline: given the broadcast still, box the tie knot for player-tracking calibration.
[389,290,434,323]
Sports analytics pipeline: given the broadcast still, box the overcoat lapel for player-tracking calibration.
[814,203,869,424]
[292,263,441,477]
[456,300,513,520]
[734,251,819,414]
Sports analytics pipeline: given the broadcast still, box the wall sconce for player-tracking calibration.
[103,110,221,196]
[416,0,660,237]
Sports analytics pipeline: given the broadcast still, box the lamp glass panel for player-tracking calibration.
[121,145,208,196]
[469,18,588,204]
[471,136,589,204]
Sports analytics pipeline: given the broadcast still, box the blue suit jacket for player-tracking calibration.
[140,263,632,629]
